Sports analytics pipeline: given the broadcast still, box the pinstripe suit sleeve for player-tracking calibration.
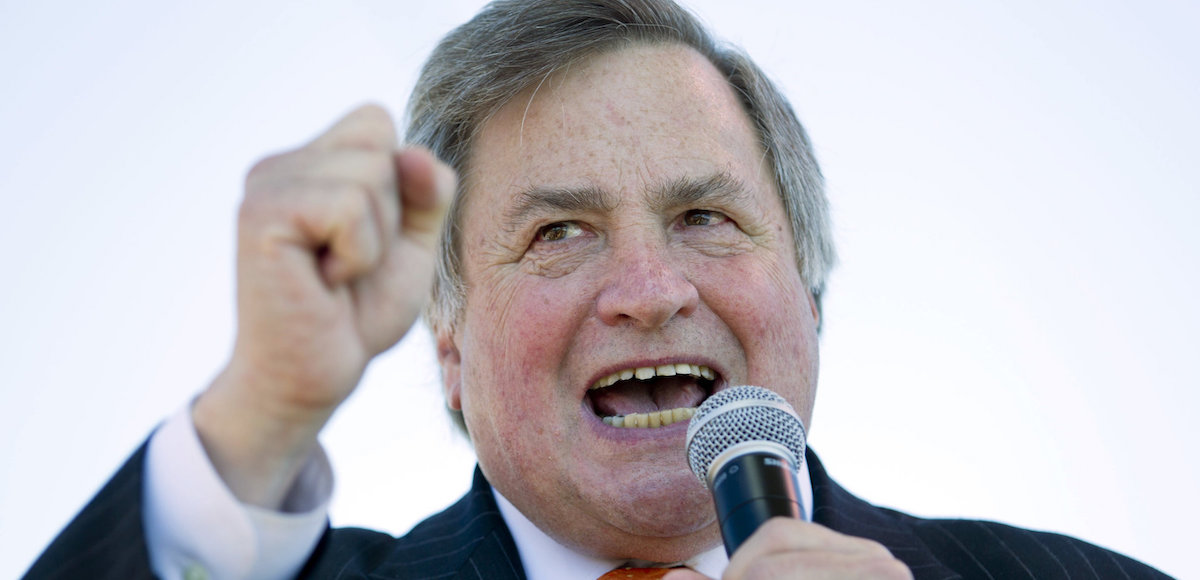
[298,467,527,579]
[909,518,1172,580]
[807,450,1174,579]
[24,447,524,580]
[23,442,156,580]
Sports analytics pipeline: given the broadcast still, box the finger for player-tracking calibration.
[248,148,401,239]
[739,518,886,557]
[394,146,455,250]
[251,148,397,189]
[316,185,384,286]
[728,550,912,580]
[725,519,899,579]
[309,103,398,152]
[239,179,383,287]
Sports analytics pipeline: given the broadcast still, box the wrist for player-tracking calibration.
[191,366,334,508]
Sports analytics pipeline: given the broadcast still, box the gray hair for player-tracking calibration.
[407,0,835,336]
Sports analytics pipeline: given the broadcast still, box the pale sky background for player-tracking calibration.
[1,1,1196,578]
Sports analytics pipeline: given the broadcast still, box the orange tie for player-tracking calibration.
[598,567,684,579]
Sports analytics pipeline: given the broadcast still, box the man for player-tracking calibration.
[27,1,1170,578]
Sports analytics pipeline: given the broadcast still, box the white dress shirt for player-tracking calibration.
[143,407,329,580]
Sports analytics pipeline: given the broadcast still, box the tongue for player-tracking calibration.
[590,376,707,417]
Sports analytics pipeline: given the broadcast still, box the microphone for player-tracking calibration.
[685,385,807,556]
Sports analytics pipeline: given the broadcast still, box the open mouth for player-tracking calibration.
[587,363,719,428]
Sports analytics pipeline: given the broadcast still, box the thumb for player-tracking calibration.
[394,147,455,251]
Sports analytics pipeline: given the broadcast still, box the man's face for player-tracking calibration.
[438,43,820,560]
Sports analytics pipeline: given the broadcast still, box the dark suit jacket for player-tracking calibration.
[25,444,1171,579]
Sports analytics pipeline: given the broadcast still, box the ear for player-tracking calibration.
[436,328,463,411]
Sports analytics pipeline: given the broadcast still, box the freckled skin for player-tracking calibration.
[437,44,820,562]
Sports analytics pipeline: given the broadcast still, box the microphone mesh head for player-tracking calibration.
[685,385,807,484]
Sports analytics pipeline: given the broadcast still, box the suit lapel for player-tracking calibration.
[367,467,526,580]
[807,450,960,580]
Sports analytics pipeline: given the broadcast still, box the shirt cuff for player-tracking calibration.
[142,405,332,580]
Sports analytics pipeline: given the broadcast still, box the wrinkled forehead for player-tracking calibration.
[460,43,772,218]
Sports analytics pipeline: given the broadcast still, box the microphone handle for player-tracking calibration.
[710,451,804,555]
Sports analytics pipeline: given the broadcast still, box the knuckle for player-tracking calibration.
[853,537,895,559]
[330,186,384,247]
[332,181,375,217]
[362,150,398,186]
[355,103,395,129]
[338,104,397,147]
[245,151,290,183]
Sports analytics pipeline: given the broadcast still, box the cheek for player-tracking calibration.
[504,279,586,357]
[701,256,817,361]
[461,275,590,406]
[459,278,591,465]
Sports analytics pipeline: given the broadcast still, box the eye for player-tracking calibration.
[682,209,729,227]
[536,221,584,242]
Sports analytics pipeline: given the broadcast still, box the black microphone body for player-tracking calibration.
[710,449,804,555]
[685,386,808,556]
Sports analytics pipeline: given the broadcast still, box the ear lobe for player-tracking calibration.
[436,330,463,411]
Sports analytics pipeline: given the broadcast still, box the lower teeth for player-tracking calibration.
[602,407,697,428]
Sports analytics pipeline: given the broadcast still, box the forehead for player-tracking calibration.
[464,42,773,213]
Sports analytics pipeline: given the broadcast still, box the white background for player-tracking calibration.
[1,1,1196,578]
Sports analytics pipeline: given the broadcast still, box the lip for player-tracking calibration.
[582,356,728,397]
[581,356,728,439]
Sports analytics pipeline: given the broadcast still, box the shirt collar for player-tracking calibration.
[492,459,813,580]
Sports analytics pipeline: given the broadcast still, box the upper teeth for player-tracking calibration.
[590,363,715,390]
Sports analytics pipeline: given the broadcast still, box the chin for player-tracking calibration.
[597,467,716,538]
[594,503,721,563]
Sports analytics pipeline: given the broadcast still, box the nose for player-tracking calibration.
[595,241,699,329]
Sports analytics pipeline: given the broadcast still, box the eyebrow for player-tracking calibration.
[504,183,620,228]
[503,171,751,228]
[648,171,751,211]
